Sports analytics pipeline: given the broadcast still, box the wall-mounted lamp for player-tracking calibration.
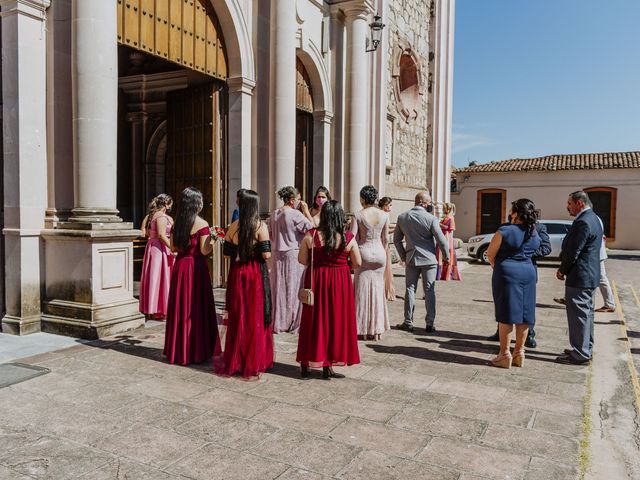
[366,15,385,52]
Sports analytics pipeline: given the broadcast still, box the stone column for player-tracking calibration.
[344,2,373,212]
[313,111,333,189]
[40,0,144,339]
[69,0,119,222]
[127,111,146,224]
[272,0,296,205]
[227,76,254,217]
[1,0,51,335]
[430,0,455,204]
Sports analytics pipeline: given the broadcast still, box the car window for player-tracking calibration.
[544,223,570,235]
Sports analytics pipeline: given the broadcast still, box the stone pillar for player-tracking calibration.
[344,2,373,212]
[272,0,296,204]
[430,0,455,204]
[127,111,146,224]
[313,111,332,189]
[40,0,144,339]
[227,76,254,217]
[328,9,346,202]
[1,0,51,335]
[45,0,73,227]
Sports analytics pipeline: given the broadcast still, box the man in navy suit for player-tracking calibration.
[555,191,603,364]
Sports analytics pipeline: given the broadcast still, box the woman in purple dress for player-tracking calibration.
[270,186,313,333]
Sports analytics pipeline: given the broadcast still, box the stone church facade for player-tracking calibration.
[0,0,454,338]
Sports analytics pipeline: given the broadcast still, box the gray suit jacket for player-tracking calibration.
[394,206,450,267]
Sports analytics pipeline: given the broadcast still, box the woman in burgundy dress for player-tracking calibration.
[296,200,362,379]
[215,190,274,378]
[164,187,220,365]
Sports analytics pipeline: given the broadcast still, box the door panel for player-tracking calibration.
[295,110,314,203]
[479,192,504,234]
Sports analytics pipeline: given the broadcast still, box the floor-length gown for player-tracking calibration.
[383,245,396,301]
[164,226,220,365]
[270,208,312,333]
[351,210,390,336]
[297,230,360,367]
[437,216,462,281]
[215,240,274,378]
[139,213,173,317]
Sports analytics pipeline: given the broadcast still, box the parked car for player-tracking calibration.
[467,220,573,264]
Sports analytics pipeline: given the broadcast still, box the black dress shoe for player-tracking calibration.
[555,354,590,365]
[486,331,500,342]
[395,323,414,333]
[301,365,310,379]
[425,325,436,333]
[322,367,345,379]
[563,348,574,355]
[525,336,537,349]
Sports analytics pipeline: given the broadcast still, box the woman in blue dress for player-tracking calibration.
[487,199,541,369]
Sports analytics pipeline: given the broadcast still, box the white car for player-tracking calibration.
[467,220,573,264]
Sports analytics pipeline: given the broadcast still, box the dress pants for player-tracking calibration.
[404,264,437,327]
[599,261,616,309]
[565,286,596,362]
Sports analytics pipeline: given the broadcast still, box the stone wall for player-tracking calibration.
[385,0,433,215]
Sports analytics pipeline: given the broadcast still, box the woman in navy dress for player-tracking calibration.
[487,199,541,369]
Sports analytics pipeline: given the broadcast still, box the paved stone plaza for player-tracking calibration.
[1,256,638,479]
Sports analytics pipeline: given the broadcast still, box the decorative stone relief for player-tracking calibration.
[392,39,425,123]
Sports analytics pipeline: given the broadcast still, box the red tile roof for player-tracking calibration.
[455,151,640,174]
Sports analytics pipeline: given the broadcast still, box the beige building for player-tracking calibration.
[451,151,640,249]
[0,0,455,338]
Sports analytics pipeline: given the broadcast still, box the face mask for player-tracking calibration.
[316,196,327,207]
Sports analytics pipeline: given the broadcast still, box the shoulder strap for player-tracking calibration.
[310,230,316,291]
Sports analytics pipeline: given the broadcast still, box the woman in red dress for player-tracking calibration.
[215,189,274,379]
[164,187,220,365]
[296,200,362,379]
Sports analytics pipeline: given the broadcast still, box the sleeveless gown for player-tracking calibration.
[437,216,462,281]
[164,226,220,365]
[296,230,360,368]
[351,211,390,336]
[139,214,173,317]
[215,240,274,378]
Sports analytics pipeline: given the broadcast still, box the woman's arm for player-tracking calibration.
[257,222,271,260]
[139,215,149,238]
[486,230,503,268]
[381,215,389,249]
[155,216,171,249]
[347,238,362,269]
[298,234,311,266]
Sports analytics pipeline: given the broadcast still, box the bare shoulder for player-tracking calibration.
[194,216,209,228]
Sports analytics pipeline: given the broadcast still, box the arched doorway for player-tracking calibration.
[116,0,228,286]
[296,58,315,202]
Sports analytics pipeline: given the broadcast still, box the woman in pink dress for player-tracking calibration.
[297,200,362,380]
[215,190,274,379]
[378,197,397,302]
[164,187,220,366]
[437,202,462,281]
[139,194,174,320]
[270,186,312,333]
[351,186,390,340]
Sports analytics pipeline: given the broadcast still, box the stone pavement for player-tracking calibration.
[0,260,602,480]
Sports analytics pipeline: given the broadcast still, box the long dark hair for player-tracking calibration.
[318,200,346,253]
[145,193,173,230]
[173,187,203,251]
[312,186,332,209]
[237,189,261,262]
[511,198,539,236]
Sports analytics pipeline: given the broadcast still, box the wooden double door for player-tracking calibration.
[165,82,227,285]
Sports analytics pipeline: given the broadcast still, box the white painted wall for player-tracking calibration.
[451,169,640,249]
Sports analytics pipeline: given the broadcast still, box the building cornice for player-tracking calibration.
[227,76,256,95]
[0,0,50,20]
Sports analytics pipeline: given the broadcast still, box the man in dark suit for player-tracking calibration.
[486,219,551,347]
[555,191,603,365]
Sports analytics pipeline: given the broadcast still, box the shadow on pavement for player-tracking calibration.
[366,343,489,366]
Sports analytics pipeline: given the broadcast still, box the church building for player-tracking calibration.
[0,0,454,338]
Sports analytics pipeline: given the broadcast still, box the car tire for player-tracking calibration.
[478,245,489,264]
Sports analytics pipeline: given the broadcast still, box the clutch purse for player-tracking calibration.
[298,231,316,306]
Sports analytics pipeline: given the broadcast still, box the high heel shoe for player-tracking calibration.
[491,352,512,369]
[512,350,525,368]
[301,364,310,379]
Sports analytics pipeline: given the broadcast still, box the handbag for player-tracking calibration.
[298,231,316,306]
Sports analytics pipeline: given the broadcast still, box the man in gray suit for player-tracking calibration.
[394,192,450,333]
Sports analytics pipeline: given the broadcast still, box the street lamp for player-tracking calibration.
[366,15,385,52]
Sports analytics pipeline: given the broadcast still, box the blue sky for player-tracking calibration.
[452,0,640,167]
